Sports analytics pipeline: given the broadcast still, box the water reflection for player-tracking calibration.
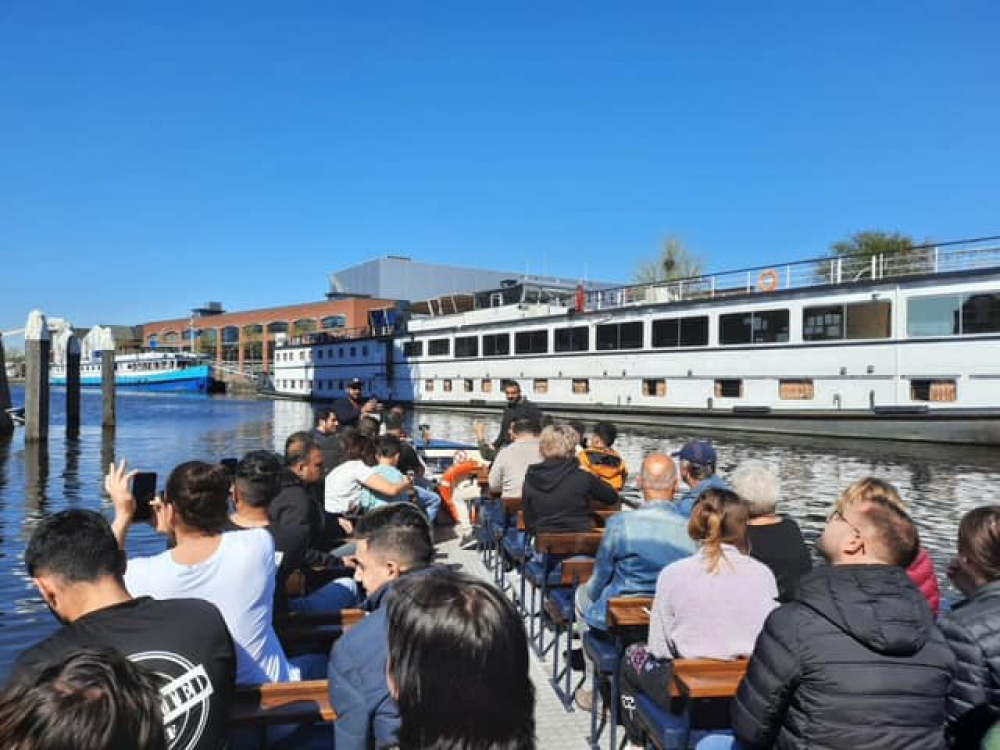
[23,442,49,518]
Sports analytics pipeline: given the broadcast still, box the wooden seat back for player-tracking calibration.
[231,679,335,726]
[560,558,596,586]
[672,658,749,699]
[607,596,653,630]
[534,531,604,557]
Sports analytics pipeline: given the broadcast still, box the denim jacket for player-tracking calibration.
[583,502,696,630]
[676,474,730,517]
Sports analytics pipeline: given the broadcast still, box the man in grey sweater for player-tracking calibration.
[488,418,543,498]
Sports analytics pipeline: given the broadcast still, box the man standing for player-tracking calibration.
[728,496,955,750]
[328,504,435,750]
[673,440,729,516]
[10,509,236,750]
[312,406,345,472]
[334,378,378,429]
[494,381,543,450]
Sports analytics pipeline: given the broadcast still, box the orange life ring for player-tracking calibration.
[438,460,482,521]
[757,269,780,292]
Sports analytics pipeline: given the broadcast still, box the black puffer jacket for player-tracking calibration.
[523,457,618,534]
[939,580,1000,744]
[731,564,955,750]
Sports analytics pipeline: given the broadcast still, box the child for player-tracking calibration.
[579,421,628,491]
[359,435,409,511]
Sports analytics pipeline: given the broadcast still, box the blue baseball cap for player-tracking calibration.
[673,441,717,465]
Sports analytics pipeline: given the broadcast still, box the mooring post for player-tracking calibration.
[66,333,81,435]
[0,332,13,434]
[98,327,116,428]
[25,310,51,442]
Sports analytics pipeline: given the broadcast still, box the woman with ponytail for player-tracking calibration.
[618,489,778,748]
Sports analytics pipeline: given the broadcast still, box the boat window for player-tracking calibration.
[652,316,708,347]
[350,346,356,357]
[338,347,344,358]
[428,339,450,356]
[403,341,423,356]
[483,333,510,356]
[554,326,589,352]
[362,346,369,356]
[596,322,643,350]
[534,378,549,394]
[455,336,479,358]
[908,295,961,337]
[464,379,474,392]
[962,293,1000,334]
[443,379,453,392]
[338,380,344,390]
[720,309,789,345]
[317,350,324,360]
[481,379,493,393]
[572,378,589,394]
[779,379,814,400]
[515,330,548,354]
[425,379,435,392]
[910,379,957,402]
[803,305,843,340]
[643,379,666,396]
[714,379,743,398]
[805,301,892,340]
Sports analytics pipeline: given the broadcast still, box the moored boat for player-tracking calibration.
[51,352,218,393]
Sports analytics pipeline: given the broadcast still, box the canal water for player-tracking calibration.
[1,385,999,679]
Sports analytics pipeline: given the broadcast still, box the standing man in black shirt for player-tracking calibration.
[10,509,236,750]
[495,380,544,450]
[334,378,379,429]
[312,405,346,472]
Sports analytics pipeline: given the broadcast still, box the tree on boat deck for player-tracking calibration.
[634,236,704,283]
[829,230,935,281]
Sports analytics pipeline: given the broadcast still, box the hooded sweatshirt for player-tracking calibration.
[522,457,619,534]
[731,564,956,750]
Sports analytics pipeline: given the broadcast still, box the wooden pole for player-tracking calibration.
[24,310,51,442]
[0,332,12,434]
[98,327,116,428]
[66,333,81,436]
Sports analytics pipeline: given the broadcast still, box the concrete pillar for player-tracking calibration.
[0,332,13,434]
[66,333,81,436]
[97,327,116,428]
[24,310,50,442]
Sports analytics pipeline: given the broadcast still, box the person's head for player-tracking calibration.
[590,422,618,450]
[730,460,780,519]
[25,510,126,622]
[0,646,167,750]
[314,406,338,434]
[384,411,405,435]
[376,435,402,466]
[510,418,540,440]
[951,506,1000,595]
[568,420,588,449]
[538,424,579,461]
[234,450,284,510]
[836,477,906,514]
[636,454,678,503]
[674,441,717,486]
[503,380,522,406]
[352,503,434,595]
[688,488,750,574]
[285,434,325,484]
[348,377,364,400]
[159,461,231,536]
[358,415,381,438]
[820,496,919,567]
[343,431,377,466]
[387,571,535,750]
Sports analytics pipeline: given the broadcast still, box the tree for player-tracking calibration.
[829,230,932,280]
[634,236,704,283]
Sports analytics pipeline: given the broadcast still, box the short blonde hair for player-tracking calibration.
[538,425,579,460]
[730,460,779,518]
[836,477,906,514]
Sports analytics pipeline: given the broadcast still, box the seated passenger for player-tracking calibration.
[940,505,1000,747]
[386,570,535,750]
[579,421,628,491]
[1,646,168,750]
[384,412,443,524]
[272,435,338,565]
[325,433,412,517]
[730,460,812,602]
[108,459,299,684]
[673,441,729,516]
[488,418,543,499]
[12,509,235,750]
[359,435,410,511]
[523,424,618,535]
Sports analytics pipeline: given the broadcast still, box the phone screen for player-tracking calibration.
[130,472,157,523]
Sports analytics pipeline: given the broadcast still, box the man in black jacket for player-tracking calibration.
[493,380,543,450]
[727,495,955,750]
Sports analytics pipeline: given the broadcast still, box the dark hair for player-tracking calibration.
[510,419,540,436]
[358,415,381,438]
[684,460,715,481]
[344,432,377,466]
[355,503,434,571]
[376,435,402,460]
[284,432,318,467]
[502,380,522,393]
[855,496,920,568]
[25,510,124,582]
[387,571,535,750]
[384,412,405,433]
[164,461,231,534]
[957,506,1000,583]
[235,450,284,509]
[593,421,617,447]
[568,420,587,448]
[0,646,167,750]
[314,406,337,425]
[688,489,750,574]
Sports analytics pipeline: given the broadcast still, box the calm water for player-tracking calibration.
[2,385,999,678]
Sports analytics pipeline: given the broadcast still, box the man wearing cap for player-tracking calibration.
[334,378,379,429]
[674,440,730,517]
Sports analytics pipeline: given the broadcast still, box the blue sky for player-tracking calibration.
[1,1,997,336]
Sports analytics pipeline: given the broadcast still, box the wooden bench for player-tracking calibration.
[275,608,366,659]
[231,679,335,726]
[673,658,748,700]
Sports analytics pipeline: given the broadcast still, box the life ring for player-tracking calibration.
[438,460,482,521]
[757,269,780,293]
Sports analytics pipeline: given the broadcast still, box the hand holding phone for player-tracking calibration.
[130,472,158,523]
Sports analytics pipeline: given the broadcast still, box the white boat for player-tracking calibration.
[269,237,1000,445]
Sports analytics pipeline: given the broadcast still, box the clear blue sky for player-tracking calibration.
[1,1,997,336]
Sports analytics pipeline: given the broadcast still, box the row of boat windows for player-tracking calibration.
[277,379,373,391]
[276,345,371,363]
[79,361,186,372]
[400,293,1000,357]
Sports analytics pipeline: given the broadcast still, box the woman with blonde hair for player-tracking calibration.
[618,488,778,747]
[836,477,941,613]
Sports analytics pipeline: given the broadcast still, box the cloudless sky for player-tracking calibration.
[1,1,997,336]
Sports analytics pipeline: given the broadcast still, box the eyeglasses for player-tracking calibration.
[829,508,862,537]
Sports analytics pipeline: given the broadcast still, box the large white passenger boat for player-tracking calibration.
[270,237,1000,444]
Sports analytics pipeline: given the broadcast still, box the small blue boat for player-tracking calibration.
[50,352,217,393]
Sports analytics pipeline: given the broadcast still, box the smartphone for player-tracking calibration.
[220,458,239,476]
[130,472,158,523]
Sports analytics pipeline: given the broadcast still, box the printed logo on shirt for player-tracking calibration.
[131,650,215,750]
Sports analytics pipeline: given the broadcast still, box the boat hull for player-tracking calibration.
[51,364,215,393]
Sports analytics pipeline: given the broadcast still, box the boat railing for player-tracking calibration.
[583,235,1000,312]
[284,324,397,348]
